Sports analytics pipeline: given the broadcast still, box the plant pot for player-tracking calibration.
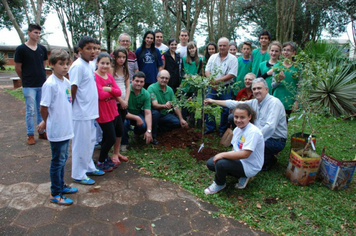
[286,148,321,186]
[317,150,356,190]
[291,132,316,150]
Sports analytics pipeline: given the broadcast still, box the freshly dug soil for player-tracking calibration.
[156,128,221,161]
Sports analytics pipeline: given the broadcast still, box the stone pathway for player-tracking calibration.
[0,88,271,235]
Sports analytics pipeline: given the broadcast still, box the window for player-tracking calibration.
[7,52,14,59]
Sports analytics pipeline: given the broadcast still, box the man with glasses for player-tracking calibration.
[147,70,188,144]
[118,33,138,81]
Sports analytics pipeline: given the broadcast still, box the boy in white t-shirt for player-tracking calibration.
[69,36,104,185]
[204,104,264,194]
[38,49,77,205]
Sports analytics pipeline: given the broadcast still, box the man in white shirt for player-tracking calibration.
[205,77,288,171]
[176,29,189,57]
[155,30,169,55]
[204,37,238,137]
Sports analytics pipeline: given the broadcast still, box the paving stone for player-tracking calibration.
[0,194,11,208]
[36,182,51,195]
[113,217,151,236]
[129,177,159,190]
[165,198,200,216]
[68,183,92,194]
[96,179,127,193]
[0,225,28,235]
[158,179,177,189]
[93,202,129,222]
[146,187,176,202]
[113,189,145,205]
[0,207,19,227]
[8,193,46,210]
[27,170,50,184]
[14,206,56,228]
[56,205,92,225]
[28,223,69,236]
[196,200,220,213]
[71,220,111,236]
[0,184,4,192]
[191,212,227,235]
[131,200,166,220]
[79,191,113,207]
[153,215,191,235]
[183,231,215,236]
[0,171,28,185]
[176,187,196,199]
[2,182,38,196]
[217,227,259,236]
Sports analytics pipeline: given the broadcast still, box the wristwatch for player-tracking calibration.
[146,129,152,133]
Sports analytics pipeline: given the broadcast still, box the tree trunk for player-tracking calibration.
[2,0,25,43]
[55,3,73,58]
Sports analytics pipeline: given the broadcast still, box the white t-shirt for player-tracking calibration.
[176,44,187,58]
[156,44,169,55]
[114,74,126,100]
[40,74,74,142]
[69,57,99,120]
[89,57,97,72]
[231,122,264,177]
[206,53,239,85]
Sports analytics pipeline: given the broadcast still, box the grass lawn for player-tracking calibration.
[5,88,355,235]
[128,114,356,235]
[2,66,16,73]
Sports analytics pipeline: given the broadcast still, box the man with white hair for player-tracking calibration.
[118,33,139,81]
[205,77,287,171]
[204,37,238,137]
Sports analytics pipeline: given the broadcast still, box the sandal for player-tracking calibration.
[111,154,121,165]
[118,154,129,162]
[50,194,73,205]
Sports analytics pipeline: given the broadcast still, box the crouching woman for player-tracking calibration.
[204,104,264,194]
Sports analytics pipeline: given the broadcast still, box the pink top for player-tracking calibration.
[95,72,122,123]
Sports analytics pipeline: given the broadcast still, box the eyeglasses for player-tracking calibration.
[160,76,169,80]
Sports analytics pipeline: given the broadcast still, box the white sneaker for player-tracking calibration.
[204,181,226,195]
[120,145,128,153]
[235,177,250,189]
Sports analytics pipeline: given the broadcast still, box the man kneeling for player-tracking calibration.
[147,70,188,144]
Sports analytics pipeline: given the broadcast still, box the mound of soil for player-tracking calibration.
[156,128,221,161]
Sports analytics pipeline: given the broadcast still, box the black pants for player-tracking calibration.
[206,157,246,185]
[98,116,121,162]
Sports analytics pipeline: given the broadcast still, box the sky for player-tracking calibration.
[0,11,353,48]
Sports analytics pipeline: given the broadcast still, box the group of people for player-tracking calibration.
[14,23,300,204]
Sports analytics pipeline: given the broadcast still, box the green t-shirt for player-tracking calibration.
[182,56,202,93]
[236,57,252,90]
[252,48,270,75]
[147,82,176,115]
[272,62,300,110]
[128,84,151,115]
[258,61,273,94]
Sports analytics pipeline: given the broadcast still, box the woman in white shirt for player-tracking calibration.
[204,104,264,194]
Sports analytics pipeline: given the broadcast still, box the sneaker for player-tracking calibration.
[73,177,95,185]
[38,132,47,140]
[27,135,35,145]
[121,145,128,153]
[106,158,119,169]
[62,185,78,194]
[86,169,105,176]
[96,161,113,172]
[204,181,226,195]
[235,177,250,189]
[50,194,73,205]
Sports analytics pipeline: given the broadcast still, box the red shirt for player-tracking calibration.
[95,73,122,123]
[236,88,253,101]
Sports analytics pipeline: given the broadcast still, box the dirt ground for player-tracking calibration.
[156,128,221,161]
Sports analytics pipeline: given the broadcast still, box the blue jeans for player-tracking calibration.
[205,86,232,133]
[264,138,286,168]
[50,140,70,196]
[206,157,246,185]
[152,110,180,138]
[121,113,147,145]
[22,87,43,135]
